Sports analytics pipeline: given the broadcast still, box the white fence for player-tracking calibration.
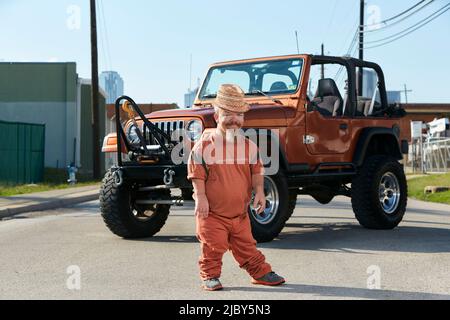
[409,138,450,173]
[423,138,450,173]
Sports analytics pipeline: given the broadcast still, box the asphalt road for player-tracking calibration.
[1,195,450,300]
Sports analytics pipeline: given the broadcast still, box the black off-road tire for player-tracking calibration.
[286,189,298,221]
[351,155,407,229]
[249,172,295,243]
[99,169,170,238]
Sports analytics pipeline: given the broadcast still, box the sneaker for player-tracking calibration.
[251,272,285,286]
[202,278,223,291]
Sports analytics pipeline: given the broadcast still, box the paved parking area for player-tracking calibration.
[1,196,449,300]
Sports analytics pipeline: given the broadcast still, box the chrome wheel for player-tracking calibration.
[379,172,400,214]
[250,176,279,225]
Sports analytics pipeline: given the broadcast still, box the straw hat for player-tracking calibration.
[214,84,250,113]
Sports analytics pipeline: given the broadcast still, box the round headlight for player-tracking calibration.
[186,120,203,141]
[127,124,140,144]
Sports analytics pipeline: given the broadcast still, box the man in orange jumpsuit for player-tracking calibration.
[187,84,285,291]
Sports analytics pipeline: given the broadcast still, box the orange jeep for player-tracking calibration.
[100,54,409,243]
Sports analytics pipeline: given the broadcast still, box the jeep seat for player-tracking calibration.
[356,97,371,116]
[270,81,288,92]
[312,78,343,117]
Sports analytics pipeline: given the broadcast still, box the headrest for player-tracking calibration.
[270,81,288,92]
[314,78,342,99]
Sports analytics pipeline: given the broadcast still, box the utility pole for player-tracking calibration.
[403,84,413,103]
[358,0,365,96]
[189,54,192,92]
[295,31,300,54]
[90,0,101,179]
[321,43,325,79]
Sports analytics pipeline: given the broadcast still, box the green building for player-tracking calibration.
[0,62,106,176]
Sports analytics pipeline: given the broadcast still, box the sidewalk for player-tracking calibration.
[406,174,428,180]
[0,184,101,219]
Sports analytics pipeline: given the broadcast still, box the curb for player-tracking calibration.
[0,191,99,219]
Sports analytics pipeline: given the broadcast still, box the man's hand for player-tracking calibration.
[191,179,209,218]
[252,191,266,215]
[194,193,209,218]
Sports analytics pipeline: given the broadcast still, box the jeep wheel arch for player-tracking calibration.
[353,128,402,167]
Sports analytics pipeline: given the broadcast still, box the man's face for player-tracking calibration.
[215,108,245,130]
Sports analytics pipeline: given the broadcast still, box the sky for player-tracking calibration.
[1,0,449,106]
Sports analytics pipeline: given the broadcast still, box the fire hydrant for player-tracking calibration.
[67,162,78,185]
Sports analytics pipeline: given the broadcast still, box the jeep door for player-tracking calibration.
[304,61,352,155]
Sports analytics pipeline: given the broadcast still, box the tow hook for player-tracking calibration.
[163,169,175,186]
[113,169,124,187]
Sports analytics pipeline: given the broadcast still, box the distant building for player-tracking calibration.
[184,87,199,108]
[100,71,124,104]
[0,62,107,174]
[356,69,378,98]
[387,91,402,104]
[358,70,403,105]
[398,103,450,142]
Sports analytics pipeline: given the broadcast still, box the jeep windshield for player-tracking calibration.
[199,58,303,100]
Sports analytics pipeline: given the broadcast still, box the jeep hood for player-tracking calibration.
[146,104,295,128]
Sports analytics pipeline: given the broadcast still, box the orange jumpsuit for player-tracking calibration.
[187,132,272,280]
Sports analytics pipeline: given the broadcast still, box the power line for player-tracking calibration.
[100,0,113,69]
[364,3,450,49]
[337,24,358,55]
[363,0,427,27]
[336,1,360,54]
[363,0,435,33]
[95,0,108,71]
[333,1,436,92]
[322,0,339,43]
[362,2,450,44]
[97,0,113,71]
[342,28,359,58]
[335,44,358,85]
[334,1,432,57]
[333,27,359,81]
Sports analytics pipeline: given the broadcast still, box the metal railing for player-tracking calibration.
[423,138,450,173]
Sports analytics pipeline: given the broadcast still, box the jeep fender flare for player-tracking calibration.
[353,127,403,167]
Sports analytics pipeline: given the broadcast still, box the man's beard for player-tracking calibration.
[224,128,243,142]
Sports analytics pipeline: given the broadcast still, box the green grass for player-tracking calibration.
[407,173,450,205]
[0,168,101,197]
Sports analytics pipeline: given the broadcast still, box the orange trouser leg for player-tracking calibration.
[196,214,230,280]
[229,214,272,279]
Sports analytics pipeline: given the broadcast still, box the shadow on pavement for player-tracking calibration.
[260,223,450,253]
[126,221,450,254]
[295,202,449,217]
[404,207,450,217]
[129,235,199,243]
[225,283,450,300]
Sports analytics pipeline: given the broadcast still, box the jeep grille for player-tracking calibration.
[144,120,185,145]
